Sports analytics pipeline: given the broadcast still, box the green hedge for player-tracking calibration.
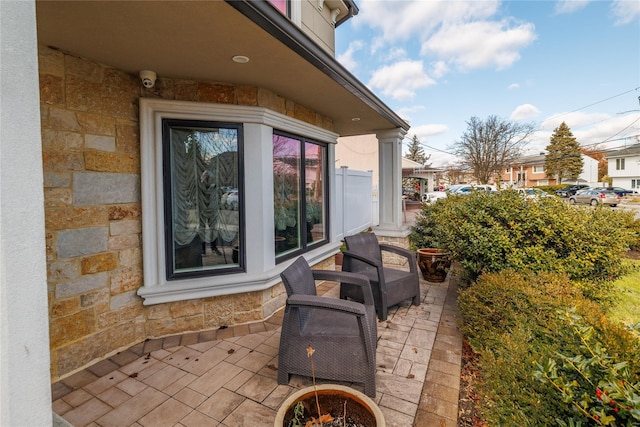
[410,190,637,301]
[458,270,640,426]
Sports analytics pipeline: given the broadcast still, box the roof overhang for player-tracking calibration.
[35,0,408,137]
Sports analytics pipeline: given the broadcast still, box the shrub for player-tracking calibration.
[458,270,640,426]
[534,311,640,426]
[458,270,596,424]
[410,191,636,300]
[619,215,640,251]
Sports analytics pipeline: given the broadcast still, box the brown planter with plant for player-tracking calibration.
[274,384,384,427]
[417,248,451,282]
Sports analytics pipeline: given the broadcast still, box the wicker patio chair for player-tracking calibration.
[340,233,420,321]
[277,256,377,397]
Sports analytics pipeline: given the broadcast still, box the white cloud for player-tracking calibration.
[411,123,450,138]
[611,0,640,25]
[554,0,591,15]
[356,0,500,42]
[386,47,409,62]
[510,104,540,120]
[522,110,625,154]
[430,61,449,79]
[525,111,640,152]
[421,20,536,71]
[576,113,640,148]
[396,105,426,122]
[508,83,520,90]
[368,61,435,101]
[336,40,364,72]
[539,111,610,131]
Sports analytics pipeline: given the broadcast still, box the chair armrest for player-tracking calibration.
[311,270,374,306]
[287,294,366,316]
[342,250,383,269]
[379,244,418,273]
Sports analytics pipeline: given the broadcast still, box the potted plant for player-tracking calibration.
[274,345,384,427]
[409,201,451,282]
[334,240,346,266]
[416,248,451,282]
[274,383,384,427]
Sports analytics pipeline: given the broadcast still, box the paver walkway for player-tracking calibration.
[52,271,463,427]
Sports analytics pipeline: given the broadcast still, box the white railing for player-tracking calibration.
[335,166,376,241]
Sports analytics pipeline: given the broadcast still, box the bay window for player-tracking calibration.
[139,98,337,305]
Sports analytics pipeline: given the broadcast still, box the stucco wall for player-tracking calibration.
[38,45,335,381]
[1,2,53,425]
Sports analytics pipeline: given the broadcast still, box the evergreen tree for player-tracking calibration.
[406,135,429,165]
[544,122,583,183]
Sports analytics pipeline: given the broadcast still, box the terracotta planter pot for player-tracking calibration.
[417,248,451,282]
[274,384,385,427]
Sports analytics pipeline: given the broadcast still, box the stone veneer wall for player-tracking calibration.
[376,234,412,267]
[38,45,334,381]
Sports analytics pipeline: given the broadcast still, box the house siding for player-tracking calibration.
[38,45,335,381]
[501,154,600,187]
[606,145,640,190]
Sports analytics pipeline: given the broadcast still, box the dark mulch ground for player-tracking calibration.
[627,249,640,260]
[456,249,640,427]
[457,339,486,427]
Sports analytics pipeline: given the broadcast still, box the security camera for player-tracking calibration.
[139,70,157,88]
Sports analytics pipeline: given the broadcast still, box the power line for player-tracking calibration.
[540,86,640,125]
[403,135,456,156]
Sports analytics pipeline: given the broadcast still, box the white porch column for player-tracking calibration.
[375,128,407,232]
[0,1,53,425]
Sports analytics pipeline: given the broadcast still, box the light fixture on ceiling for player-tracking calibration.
[232,55,250,64]
[351,117,360,122]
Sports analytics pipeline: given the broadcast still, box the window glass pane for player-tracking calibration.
[305,142,326,247]
[267,0,288,15]
[164,120,242,279]
[273,134,301,257]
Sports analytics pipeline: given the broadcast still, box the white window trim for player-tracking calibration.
[138,98,339,305]
[290,0,302,27]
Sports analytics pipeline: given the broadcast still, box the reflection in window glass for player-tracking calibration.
[273,134,301,257]
[267,0,288,15]
[163,120,243,279]
[273,132,327,260]
[305,142,326,248]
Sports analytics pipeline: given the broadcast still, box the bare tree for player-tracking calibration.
[452,116,535,184]
[442,163,466,185]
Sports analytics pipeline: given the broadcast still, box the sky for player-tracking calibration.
[335,0,640,167]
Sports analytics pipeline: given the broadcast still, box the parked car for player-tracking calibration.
[516,188,551,201]
[555,184,590,197]
[568,189,620,207]
[422,191,447,204]
[451,184,495,195]
[422,184,495,204]
[221,189,239,210]
[591,187,634,197]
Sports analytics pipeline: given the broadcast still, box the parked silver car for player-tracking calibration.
[516,188,552,201]
[568,189,620,207]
